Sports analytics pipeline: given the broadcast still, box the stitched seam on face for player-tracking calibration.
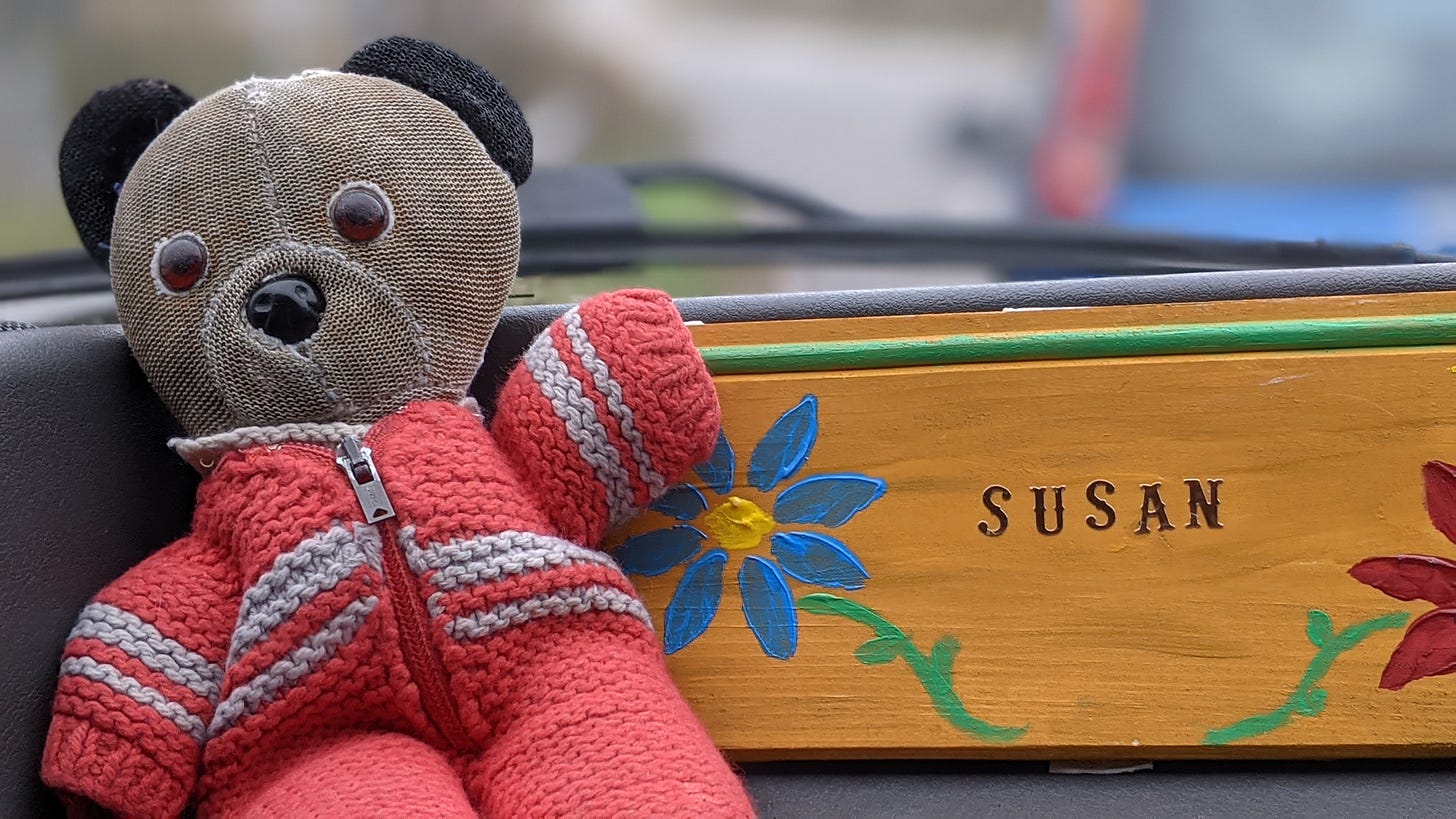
[282,335,353,415]
[242,81,291,239]
[201,282,352,428]
[373,285,438,391]
[205,241,426,428]
[151,74,510,437]
[199,284,244,430]
[308,287,441,420]
[261,240,442,407]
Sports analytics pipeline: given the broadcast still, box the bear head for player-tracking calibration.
[58,37,532,440]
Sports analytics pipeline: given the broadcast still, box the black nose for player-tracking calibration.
[245,276,325,344]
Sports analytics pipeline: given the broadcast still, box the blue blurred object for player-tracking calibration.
[1110,182,1456,248]
[1041,0,1456,251]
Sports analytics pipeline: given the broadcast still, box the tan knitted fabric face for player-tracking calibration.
[110,70,520,437]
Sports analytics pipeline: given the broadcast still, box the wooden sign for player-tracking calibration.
[608,290,1456,760]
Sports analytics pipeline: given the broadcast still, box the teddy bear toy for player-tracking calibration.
[42,36,754,818]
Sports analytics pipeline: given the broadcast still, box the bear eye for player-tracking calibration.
[329,181,392,243]
[151,233,208,294]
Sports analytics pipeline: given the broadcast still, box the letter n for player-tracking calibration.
[1185,478,1223,529]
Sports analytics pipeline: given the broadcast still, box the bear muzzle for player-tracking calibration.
[202,242,437,428]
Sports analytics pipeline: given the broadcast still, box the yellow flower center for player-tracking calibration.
[702,496,775,551]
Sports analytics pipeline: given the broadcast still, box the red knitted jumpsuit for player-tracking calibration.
[42,290,755,817]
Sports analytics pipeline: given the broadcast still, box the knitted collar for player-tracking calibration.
[170,397,484,472]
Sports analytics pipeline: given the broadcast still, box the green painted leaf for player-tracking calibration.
[854,636,901,665]
[797,593,843,616]
[930,636,961,677]
[797,592,892,631]
[1305,610,1333,647]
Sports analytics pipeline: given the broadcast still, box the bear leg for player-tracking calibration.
[457,615,755,818]
[206,730,476,817]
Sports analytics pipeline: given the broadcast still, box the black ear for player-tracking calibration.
[343,37,533,187]
[59,79,194,268]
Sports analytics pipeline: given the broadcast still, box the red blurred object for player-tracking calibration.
[1034,0,1142,219]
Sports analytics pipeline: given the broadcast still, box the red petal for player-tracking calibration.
[1423,461,1456,545]
[1380,608,1456,690]
[1349,555,1456,605]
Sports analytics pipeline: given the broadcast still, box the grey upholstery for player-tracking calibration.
[7,266,1456,816]
[0,326,196,817]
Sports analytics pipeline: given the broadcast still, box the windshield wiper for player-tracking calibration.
[0,163,1449,302]
[520,220,1448,276]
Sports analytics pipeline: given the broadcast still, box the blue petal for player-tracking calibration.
[615,526,705,577]
[649,485,708,521]
[770,531,869,590]
[738,555,798,659]
[748,395,819,492]
[664,549,727,654]
[693,430,736,495]
[774,473,887,527]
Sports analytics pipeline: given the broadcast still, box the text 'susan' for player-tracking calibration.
[976,479,1223,537]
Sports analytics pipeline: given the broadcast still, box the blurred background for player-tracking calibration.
[3,0,1455,314]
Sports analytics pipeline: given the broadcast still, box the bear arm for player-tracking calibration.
[491,289,721,545]
[43,533,239,818]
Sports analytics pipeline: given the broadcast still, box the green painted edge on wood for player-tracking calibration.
[698,313,1456,374]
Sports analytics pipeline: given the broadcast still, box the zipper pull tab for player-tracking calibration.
[336,436,396,523]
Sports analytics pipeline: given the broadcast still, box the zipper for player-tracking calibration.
[336,435,472,750]
[336,437,396,522]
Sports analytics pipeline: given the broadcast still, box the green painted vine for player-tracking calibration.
[798,592,1028,744]
[1202,609,1410,745]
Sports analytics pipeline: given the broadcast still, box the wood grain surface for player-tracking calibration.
[609,290,1456,759]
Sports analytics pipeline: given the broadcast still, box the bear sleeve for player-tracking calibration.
[43,533,239,819]
[492,289,721,546]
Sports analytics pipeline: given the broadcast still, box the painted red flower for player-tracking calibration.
[1349,461,1456,690]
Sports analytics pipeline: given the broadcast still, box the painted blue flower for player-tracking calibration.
[616,395,887,659]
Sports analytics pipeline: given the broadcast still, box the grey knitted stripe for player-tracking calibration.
[444,585,651,641]
[58,656,207,742]
[227,524,381,666]
[209,595,378,738]
[522,330,634,525]
[400,527,621,593]
[69,603,224,701]
[561,308,667,499]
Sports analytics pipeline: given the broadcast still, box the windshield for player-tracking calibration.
[1,0,1452,326]
[1129,0,1456,182]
